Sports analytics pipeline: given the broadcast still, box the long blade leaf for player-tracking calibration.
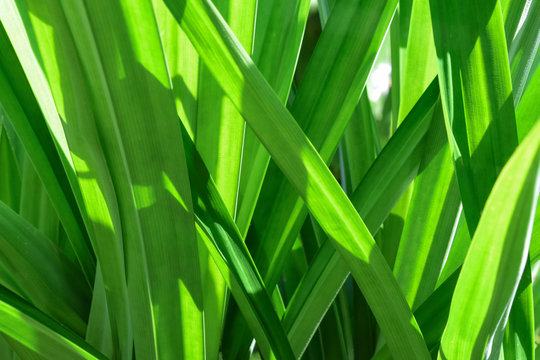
[439,120,540,358]
[162,0,430,357]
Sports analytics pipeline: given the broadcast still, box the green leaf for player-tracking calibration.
[0,123,20,212]
[394,108,460,309]
[430,0,519,232]
[0,336,15,360]
[165,0,257,356]
[0,2,132,357]
[0,201,90,335]
[341,94,380,193]
[198,0,257,354]
[392,0,459,305]
[389,0,414,133]
[85,266,113,360]
[180,123,295,360]
[397,0,438,123]
[372,271,460,358]
[500,0,528,45]
[390,0,444,288]
[438,120,540,359]
[18,158,60,243]
[249,0,398,304]
[3,1,207,358]
[282,80,442,356]
[0,285,105,360]
[195,0,256,215]
[242,0,379,275]
[61,0,205,357]
[436,210,471,287]
[163,0,430,357]
[236,0,310,236]
[508,0,540,106]
[0,24,94,284]
[339,91,380,360]
[152,0,199,139]
[515,38,540,142]
[503,260,534,360]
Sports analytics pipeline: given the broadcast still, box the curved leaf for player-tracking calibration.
[181,124,295,360]
[0,201,89,335]
[430,0,519,232]
[163,0,430,357]
[282,80,441,356]
[0,285,105,360]
[439,120,540,359]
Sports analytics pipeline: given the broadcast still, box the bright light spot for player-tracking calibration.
[514,0,532,40]
[367,62,392,102]
[162,172,188,212]
[249,339,257,355]
[533,261,540,281]
[71,153,115,230]
[70,152,91,174]
[132,185,156,209]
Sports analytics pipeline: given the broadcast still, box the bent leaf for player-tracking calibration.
[439,120,540,359]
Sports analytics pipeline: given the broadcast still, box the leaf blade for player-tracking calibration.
[439,120,540,358]
[163,0,430,357]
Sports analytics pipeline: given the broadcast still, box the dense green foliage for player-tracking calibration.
[0,0,538,359]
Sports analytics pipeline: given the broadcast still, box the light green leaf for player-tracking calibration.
[60,0,205,357]
[282,80,442,357]
[397,0,438,123]
[509,0,540,106]
[236,0,310,236]
[0,285,105,360]
[341,93,380,194]
[430,0,519,232]
[503,260,534,360]
[392,0,458,305]
[248,0,398,304]
[181,124,295,360]
[195,0,256,216]
[515,42,540,142]
[196,1,256,356]
[372,271,460,358]
[0,24,94,284]
[394,108,460,309]
[438,120,540,359]
[381,0,437,276]
[152,0,199,139]
[0,2,132,357]
[163,0,430,357]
